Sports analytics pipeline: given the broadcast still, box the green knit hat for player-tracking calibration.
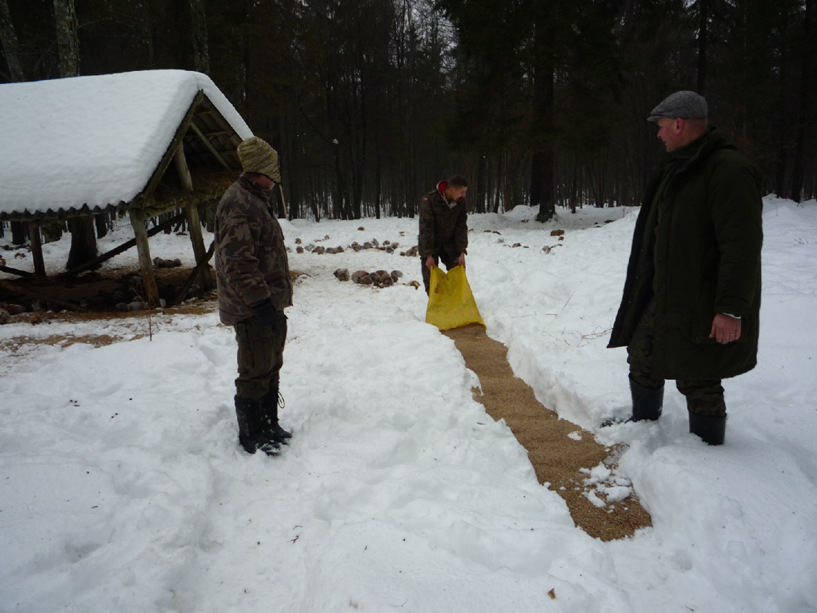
[237,136,281,183]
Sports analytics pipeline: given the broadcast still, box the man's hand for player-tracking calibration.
[457,253,466,268]
[425,255,436,269]
[710,313,741,344]
[251,298,280,329]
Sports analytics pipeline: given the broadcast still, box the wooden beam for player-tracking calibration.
[28,222,46,277]
[128,207,160,308]
[189,120,232,170]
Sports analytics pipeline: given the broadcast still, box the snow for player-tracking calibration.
[2,196,817,612]
[0,70,252,218]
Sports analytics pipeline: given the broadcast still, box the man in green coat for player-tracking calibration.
[607,91,763,445]
[418,175,469,293]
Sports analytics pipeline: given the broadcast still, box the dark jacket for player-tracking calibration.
[214,174,293,326]
[609,127,763,380]
[418,181,468,261]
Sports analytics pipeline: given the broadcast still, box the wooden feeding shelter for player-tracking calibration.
[0,69,253,308]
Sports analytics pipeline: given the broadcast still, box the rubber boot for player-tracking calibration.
[630,375,664,422]
[260,386,292,444]
[688,411,726,445]
[602,376,664,427]
[235,396,280,455]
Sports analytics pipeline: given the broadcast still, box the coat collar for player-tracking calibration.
[667,126,726,172]
[239,173,273,202]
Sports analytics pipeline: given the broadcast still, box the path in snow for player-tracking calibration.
[444,323,652,541]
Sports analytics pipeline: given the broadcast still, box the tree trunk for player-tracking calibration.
[696,0,709,94]
[0,0,27,81]
[790,0,815,202]
[94,213,108,239]
[10,222,27,245]
[531,18,556,223]
[66,216,98,270]
[53,0,80,78]
[188,0,210,73]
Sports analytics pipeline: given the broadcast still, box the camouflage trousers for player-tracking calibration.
[234,311,287,400]
[420,251,459,294]
[627,299,726,417]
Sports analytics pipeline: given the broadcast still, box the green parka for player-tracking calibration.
[418,182,468,261]
[608,127,763,380]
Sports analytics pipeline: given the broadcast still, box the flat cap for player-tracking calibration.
[647,90,708,122]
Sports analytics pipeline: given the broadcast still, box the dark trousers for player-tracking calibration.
[234,312,287,399]
[421,252,458,294]
[627,299,726,417]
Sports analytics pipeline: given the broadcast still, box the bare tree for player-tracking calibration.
[188,0,209,73]
[54,0,79,77]
[0,0,26,81]
[789,0,815,202]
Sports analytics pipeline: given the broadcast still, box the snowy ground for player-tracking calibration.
[1,197,816,612]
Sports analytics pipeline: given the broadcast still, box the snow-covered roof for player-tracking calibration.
[0,70,253,221]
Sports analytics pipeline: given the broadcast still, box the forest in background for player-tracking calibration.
[1,0,815,223]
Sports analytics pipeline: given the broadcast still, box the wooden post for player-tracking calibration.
[174,144,194,191]
[128,207,160,308]
[28,222,46,277]
[175,144,212,290]
[185,202,212,290]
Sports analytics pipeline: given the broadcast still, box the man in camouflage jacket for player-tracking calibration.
[418,175,469,293]
[214,136,293,456]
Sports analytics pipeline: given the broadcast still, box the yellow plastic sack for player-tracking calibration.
[425,265,485,330]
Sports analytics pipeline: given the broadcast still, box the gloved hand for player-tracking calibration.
[251,298,280,329]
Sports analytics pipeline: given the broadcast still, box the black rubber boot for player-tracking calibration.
[602,376,664,427]
[235,396,280,455]
[260,386,292,444]
[630,375,664,422]
[688,411,726,445]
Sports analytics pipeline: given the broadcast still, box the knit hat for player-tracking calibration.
[647,91,708,122]
[237,137,281,182]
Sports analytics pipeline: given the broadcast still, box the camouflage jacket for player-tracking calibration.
[214,174,293,325]
[418,182,468,260]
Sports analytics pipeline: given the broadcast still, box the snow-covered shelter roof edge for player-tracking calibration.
[0,70,253,222]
